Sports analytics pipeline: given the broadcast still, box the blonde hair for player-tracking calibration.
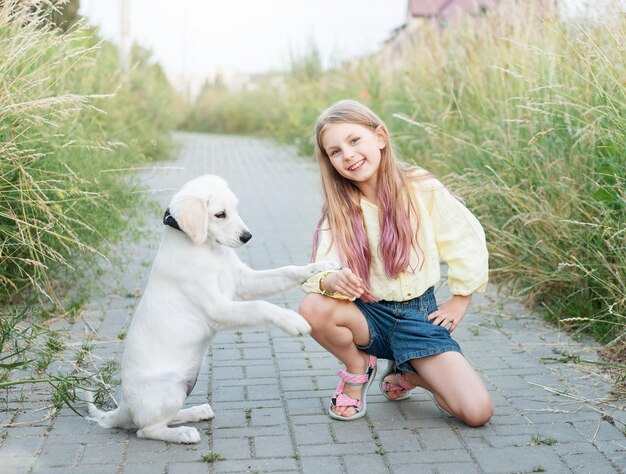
[312,100,426,302]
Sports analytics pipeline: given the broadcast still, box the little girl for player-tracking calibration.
[299,100,493,426]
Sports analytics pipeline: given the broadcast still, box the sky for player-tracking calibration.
[79,0,408,81]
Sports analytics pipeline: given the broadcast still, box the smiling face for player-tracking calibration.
[321,122,387,196]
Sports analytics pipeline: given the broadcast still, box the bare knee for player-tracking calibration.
[462,397,494,427]
[299,294,334,331]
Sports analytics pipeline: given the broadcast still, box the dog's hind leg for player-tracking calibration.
[137,422,201,444]
[169,404,215,425]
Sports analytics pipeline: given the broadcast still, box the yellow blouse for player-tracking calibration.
[302,176,489,301]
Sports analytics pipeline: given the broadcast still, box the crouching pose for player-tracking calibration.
[299,100,494,425]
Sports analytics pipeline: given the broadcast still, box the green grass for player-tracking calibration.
[183,3,625,371]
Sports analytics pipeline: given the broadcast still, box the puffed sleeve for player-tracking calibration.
[430,188,489,295]
[301,221,351,300]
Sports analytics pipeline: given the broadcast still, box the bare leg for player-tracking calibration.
[299,294,371,418]
[396,352,493,427]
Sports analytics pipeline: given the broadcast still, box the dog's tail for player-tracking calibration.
[83,390,132,429]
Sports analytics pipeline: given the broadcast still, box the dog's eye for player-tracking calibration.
[214,211,226,219]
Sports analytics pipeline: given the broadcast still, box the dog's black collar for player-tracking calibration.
[163,208,182,232]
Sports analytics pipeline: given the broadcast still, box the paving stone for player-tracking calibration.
[434,463,482,474]
[249,407,287,427]
[300,455,344,474]
[212,457,298,473]
[35,465,119,474]
[375,428,421,452]
[33,442,83,468]
[211,409,248,429]
[78,441,126,465]
[293,423,333,445]
[471,446,570,473]
[286,397,324,416]
[418,427,465,451]
[123,445,173,465]
[386,448,473,465]
[122,462,168,474]
[0,434,46,456]
[562,450,620,473]
[343,453,387,474]
[1,455,37,473]
[254,435,294,458]
[484,434,533,448]
[167,462,209,474]
[389,464,437,474]
[299,441,379,457]
[247,383,282,402]
[211,436,250,459]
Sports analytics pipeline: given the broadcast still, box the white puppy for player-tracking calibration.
[86,174,337,444]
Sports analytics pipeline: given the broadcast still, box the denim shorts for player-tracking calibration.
[354,287,461,374]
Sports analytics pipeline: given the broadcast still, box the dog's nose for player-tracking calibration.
[239,231,252,244]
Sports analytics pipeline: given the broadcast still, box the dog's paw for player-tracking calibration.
[176,426,201,444]
[280,312,312,336]
[308,260,341,275]
[194,404,215,421]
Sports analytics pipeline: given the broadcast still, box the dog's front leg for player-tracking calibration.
[210,301,311,336]
[235,260,339,300]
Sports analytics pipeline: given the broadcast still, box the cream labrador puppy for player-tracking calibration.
[86,174,337,444]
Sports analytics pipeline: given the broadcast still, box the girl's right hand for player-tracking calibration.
[322,268,364,300]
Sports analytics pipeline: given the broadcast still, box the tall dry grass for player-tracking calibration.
[0,1,184,305]
[184,2,625,364]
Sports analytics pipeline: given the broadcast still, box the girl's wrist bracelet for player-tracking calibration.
[319,270,337,296]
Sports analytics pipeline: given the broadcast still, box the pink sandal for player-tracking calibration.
[379,360,417,401]
[329,355,377,421]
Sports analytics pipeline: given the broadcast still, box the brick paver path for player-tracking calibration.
[1,132,624,473]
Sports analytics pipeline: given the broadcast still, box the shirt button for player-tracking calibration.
[407,292,412,297]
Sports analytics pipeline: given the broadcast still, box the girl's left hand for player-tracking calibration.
[427,294,472,333]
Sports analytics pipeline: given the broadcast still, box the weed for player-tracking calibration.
[530,435,558,446]
[200,453,225,463]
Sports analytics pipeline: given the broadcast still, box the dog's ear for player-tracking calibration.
[174,198,208,245]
